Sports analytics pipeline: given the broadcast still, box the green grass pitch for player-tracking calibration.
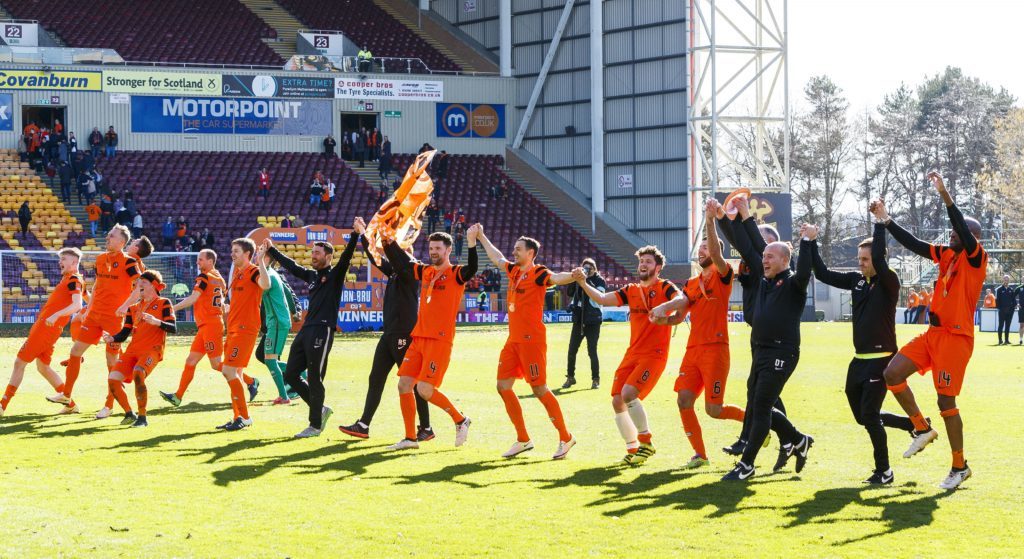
[1,322,1022,558]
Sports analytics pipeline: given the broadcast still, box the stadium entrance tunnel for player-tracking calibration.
[341,112,379,135]
[22,105,66,131]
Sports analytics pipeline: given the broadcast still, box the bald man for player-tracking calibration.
[721,222,814,481]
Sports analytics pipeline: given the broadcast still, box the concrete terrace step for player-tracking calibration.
[374,0,481,73]
[238,0,303,61]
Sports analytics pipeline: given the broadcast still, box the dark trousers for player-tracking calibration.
[360,333,430,427]
[566,321,601,380]
[738,340,786,441]
[60,182,71,202]
[846,357,914,472]
[998,309,1015,343]
[740,347,803,466]
[283,325,334,429]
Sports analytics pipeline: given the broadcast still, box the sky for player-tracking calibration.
[788,0,1024,112]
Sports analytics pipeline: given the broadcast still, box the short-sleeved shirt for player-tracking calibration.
[613,279,680,356]
[504,262,552,344]
[125,297,174,355]
[410,263,467,341]
[929,244,988,337]
[40,272,83,329]
[90,251,140,317]
[682,267,734,348]
[983,294,996,308]
[192,270,226,327]
[908,293,920,307]
[262,268,292,328]
[228,263,262,333]
[86,205,101,221]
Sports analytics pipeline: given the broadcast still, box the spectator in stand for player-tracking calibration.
[476,290,490,312]
[357,45,373,72]
[376,182,388,206]
[309,178,323,207]
[425,200,440,234]
[124,192,137,216]
[176,216,188,240]
[112,193,124,215]
[99,193,114,232]
[77,170,93,205]
[328,177,336,209]
[189,231,202,252]
[17,201,31,238]
[293,215,305,228]
[443,209,454,232]
[323,134,337,159]
[433,150,450,183]
[319,182,330,211]
[281,215,293,229]
[161,217,176,250]
[452,222,465,262]
[104,126,118,159]
[86,200,101,237]
[341,134,352,161]
[54,119,63,135]
[379,135,393,181]
[116,205,132,228]
[904,288,919,324]
[366,128,377,162]
[355,129,366,168]
[68,131,77,158]
[258,167,271,199]
[132,212,144,240]
[200,228,214,250]
[418,142,434,154]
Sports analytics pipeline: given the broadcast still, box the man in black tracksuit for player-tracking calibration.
[808,218,915,484]
[994,275,1016,345]
[562,258,605,390]
[715,199,790,470]
[722,221,814,481]
[338,217,433,440]
[262,230,358,437]
[1016,285,1024,346]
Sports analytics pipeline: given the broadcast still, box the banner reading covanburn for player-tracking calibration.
[0,69,102,91]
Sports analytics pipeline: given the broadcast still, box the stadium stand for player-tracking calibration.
[0,0,283,66]
[277,0,462,73]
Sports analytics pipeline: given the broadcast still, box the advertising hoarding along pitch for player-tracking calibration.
[130,96,332,136]
[103,70,221,96]
[222,74,334,99]
[334,78,442,101]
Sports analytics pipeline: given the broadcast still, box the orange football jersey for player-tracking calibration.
[504,262,552,343]
[193,270,226,327]
[228,263,262,332]
[411,263,467,341]
[613,279,680,355]
[90,251,140,316]
[682,267,734,347]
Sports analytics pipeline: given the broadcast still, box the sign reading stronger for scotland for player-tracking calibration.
[104,70,221,96]
[334,78,443,101]
[130,96,332,136]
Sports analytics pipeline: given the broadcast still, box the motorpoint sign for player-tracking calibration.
[104,70,221,96]
[0,69,102,91]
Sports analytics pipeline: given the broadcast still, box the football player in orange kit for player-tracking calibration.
[575,245,681,465]
[1,248,84,416]
[48,225,140,414]
[160,249,227,407]
[216,238,269,431]
[875,171,987,490]
[102,270,176,427]
[383,229,477,451]
[475,225,579,460]
[651,199,746,469]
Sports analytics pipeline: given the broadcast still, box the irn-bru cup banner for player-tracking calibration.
[436,103,506,138]
[130,95,332,135]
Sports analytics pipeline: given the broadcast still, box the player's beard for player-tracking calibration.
[638,269,650,281]
[430,254,443,266]
[699,256,712,269]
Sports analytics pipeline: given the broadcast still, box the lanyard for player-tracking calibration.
[424,264,451,303]
[940,252,961,298]
[508,264,534,312]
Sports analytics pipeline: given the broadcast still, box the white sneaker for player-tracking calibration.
[46,393,71,405]
[387,438,420,451]
[939,466,972,490]
[903,428,939,458]
[552,436,577,460]
[502,440,535,458]
[0,406,6,417]
[95,406,112,419]
[454,417,471,447]
[58,404,80,415]
[294,426,322,438]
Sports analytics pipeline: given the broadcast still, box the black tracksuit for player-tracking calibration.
[357,236,431,427]
[268,235,358,429]
[810,223,913,472]
[732,222,810,467]
[717,216,788,443]
[995,285,1017,343]
[565,274,605,382]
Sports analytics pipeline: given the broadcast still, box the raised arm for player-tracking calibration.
[327,230,360,283]
[736,197,768,255]
[254,244,271,291]
[930,172,982,267]
[571,268,620,306]
[382,238,416,279]
[793,224,813,291]
[547,270,577,286]
[731,213,764,276]
[871,197,934,260]
[265,239,316,283]
[805,224,857,290]
[472,223,509,268]
[355,216,394,276]
[457,225,480,282]
[705,199,729,275]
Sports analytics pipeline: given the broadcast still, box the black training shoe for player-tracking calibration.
[417,425,436,442]
[216,419,235,430]
[224,417,253,431]
[247,378,260,402]
[773,444,793,472]
[864,469,894,485]
[131,415,148,428]
[119,412,138,426]
[794,435,814,473]
[339,421,370,439]
[722,462,755,481]
[560,377,576,390]
[591,379,600,390]
[723,439,746,456]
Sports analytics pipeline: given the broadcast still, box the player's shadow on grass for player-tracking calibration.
[155,401,234,415]
[99,430,222,451]
[590,470,791,518]
[781,482,951,544]
[212,441,389,486]
[0,412,64,436]
[378,457,538,488]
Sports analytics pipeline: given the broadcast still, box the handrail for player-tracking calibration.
[0,19,39,24]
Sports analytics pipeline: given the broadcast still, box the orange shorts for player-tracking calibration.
[16,322,63,364]
[111,351,162,383]
[497,341,547,387]
[223,330,259,369]
[898,328,974,397]
[190,322,224,359]
[674,343,731,404]
[73,312,124,346]
[611,351,668,399]
[397,336,454,387]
